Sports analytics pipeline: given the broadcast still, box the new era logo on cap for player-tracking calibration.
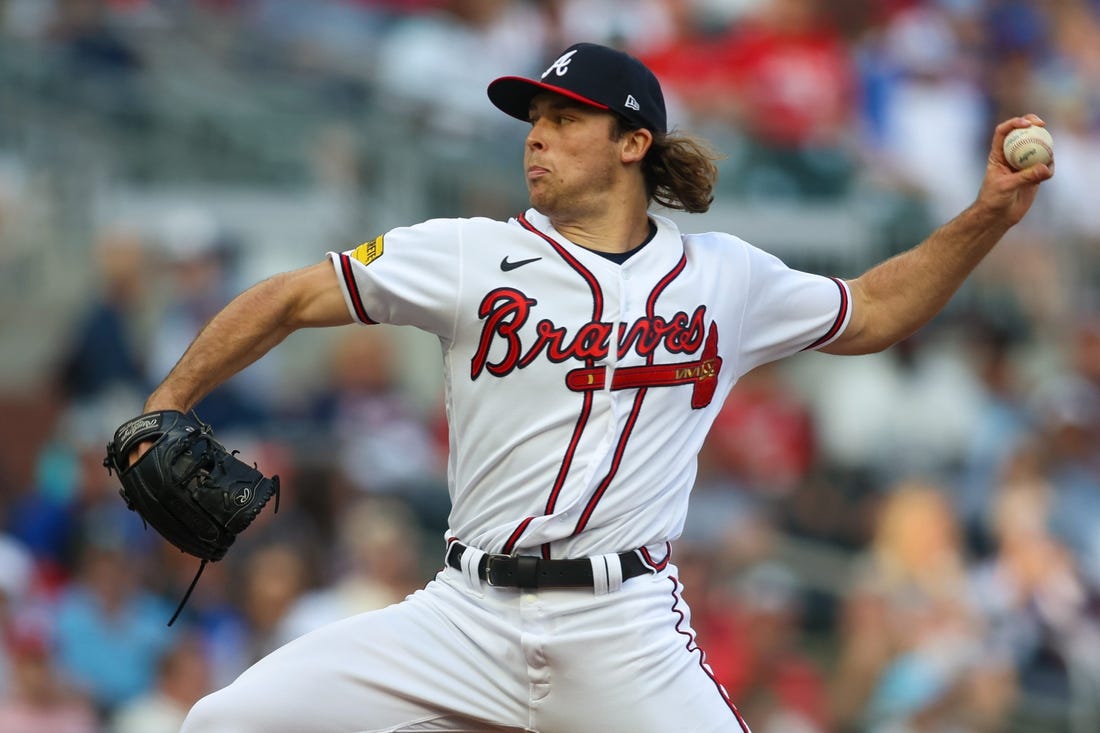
[488,42,667,134]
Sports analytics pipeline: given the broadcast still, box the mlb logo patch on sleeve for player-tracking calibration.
[352,235,384,266]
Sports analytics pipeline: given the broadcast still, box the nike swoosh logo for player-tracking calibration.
[500,256,542,272]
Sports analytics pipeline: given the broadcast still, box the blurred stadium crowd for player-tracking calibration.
[0,0,1099,731]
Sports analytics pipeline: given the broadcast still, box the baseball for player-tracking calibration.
[1003,124,1054,170]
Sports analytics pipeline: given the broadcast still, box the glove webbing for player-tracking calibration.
[165,476,282,627]
[165,470,281,627]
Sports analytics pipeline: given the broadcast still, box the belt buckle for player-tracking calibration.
[484,554,512,587]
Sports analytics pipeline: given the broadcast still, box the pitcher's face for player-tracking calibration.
[523,94,624,219]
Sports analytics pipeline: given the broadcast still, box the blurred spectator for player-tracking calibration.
[307,327,447,529]
[107,634,211,733]
[640,0,860,199]
[634,0,736,132]
[1033,312,1100,587]
[983,0,1053,126]
[243,0,399,79]
[858,3,988,223]
[968,224,1072,335]
[829,480,999,731]
[708,562,831,733]
[4,406,154,586]
[54,224,151,415]
[688,362,818,559]
[153,552,251,692]
[0,535,34,698]
[803,331,985,486]
[1046,96,1100,247]
[1041,2,1100,247]
[232,539,311,665]
[3,443,81,583]
[779,467,883,554]
[862,601,1016,733]
[830,561,896,731]
[47,0,143,72]
[304,122,369,246]
[0,619,98,733]
[969,477,1100,725]
[955,319,1038,544]
[367,0,551,215]
[859,480,970,608]
[536,0,676,56]
[277,495,428,643]
[372,0,548,142]
[50,515,174,717]
[711,0,860,198]
[699,361,816,499]
[147,206,271,432]
[45,0,148,127]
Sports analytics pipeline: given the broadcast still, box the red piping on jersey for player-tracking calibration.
[803,276,848,351]
[517,213,604,318]
[572,254,688,536]
[573,387,647,535]
[539,389,594,559]
[504,214,604,557]
[501,516,535,556]
[667,576,751,732]
[338,254,376,324]
[640,542,671,571]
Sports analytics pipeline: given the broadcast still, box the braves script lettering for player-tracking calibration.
[470,288,709,379]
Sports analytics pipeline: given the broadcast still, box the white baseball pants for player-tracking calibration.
[180,554,750,733]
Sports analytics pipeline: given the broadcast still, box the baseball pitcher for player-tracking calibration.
[112,42,1052,733]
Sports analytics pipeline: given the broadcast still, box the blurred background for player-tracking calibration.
[0,0,1098,731]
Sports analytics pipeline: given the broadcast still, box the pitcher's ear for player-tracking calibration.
[621,127,654,164]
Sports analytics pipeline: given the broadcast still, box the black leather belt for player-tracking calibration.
[446,542,650,589]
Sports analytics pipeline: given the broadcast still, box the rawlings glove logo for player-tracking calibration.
[118,416,161,446]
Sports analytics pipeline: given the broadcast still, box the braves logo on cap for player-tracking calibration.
[488,42,668,134]
[542,50,578,79]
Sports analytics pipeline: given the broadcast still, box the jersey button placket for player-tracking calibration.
[607,270,631,405]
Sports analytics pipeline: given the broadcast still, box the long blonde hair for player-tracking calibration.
[613,119,722,213]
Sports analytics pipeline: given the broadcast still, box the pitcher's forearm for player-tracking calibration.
[831,203,1011,354]
[824,115,1051,356]
[145,262,352,413]
[873,204,1007,329]
[145,278,295,412]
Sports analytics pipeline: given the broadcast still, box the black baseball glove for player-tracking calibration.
[104,410,279,623]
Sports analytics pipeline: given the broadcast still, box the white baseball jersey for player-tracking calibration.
[181,210,850,733]
[328,209,850,560]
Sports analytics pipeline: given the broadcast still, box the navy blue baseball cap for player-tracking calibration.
[488,42,667,134]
